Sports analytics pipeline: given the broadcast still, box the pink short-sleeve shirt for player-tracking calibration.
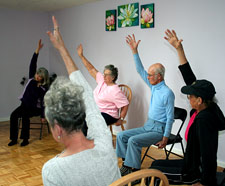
[93,72,129,119]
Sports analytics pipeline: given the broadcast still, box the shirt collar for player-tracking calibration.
[152,80,165,89]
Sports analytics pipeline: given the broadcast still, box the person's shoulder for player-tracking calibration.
[27,78,37,87]
[161,84,175,97]
[108,84,123,95]
[42,156,62,175]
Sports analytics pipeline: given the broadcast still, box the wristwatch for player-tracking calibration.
[120,117,124,121]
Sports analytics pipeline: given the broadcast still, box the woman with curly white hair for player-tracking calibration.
[42,16,120,186]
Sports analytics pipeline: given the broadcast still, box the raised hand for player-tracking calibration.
[47,16,65,51]
[126,34,141,54]
[47,16,78,75]
[77,44,84,58]
[164,29,183,49]
[35,39,44,54]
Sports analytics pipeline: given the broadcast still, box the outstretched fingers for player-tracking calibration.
[38,39,44,49]
[165,29,173,39]
[126,35,133,43]
[52,16,59,31]
[76,44,83,56]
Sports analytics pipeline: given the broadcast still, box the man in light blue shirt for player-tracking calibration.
[116,34,175,176]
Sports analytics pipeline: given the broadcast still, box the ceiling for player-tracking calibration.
[0,0,102,12]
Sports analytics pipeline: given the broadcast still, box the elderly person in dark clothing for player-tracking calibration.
[150,30,225,186]
[8,39,49,147]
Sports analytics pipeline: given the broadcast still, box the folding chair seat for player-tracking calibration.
[141,107,187,163]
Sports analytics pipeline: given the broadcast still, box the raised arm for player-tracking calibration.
[165,29,197,85]
[126,34,141,54]
[47,16,78,75]
[77,44,98,79]
[29,39,43,78]
[126,34,150,87]
[164,29,187,65]
[46,16,111,141]
[35,39,44,54]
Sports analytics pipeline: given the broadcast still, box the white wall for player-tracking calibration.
[0,8,49,120]
[49,0,225,165]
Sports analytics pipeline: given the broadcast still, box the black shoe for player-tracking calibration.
[21,139,29,146]
[8,140,17,146]
[120,165,132,176]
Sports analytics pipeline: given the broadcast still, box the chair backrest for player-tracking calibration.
[119,84,132,103]
[110,84,132,133]
[174,107,187,135]
[109,169,169,186]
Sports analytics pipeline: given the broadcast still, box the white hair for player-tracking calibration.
[44,76,86,134]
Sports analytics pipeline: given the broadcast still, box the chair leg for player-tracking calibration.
[39,121,43,140]
[141,146,150,164]
[164,147,168,159]
[180,142,185,157]
[166,142,176,159]
[46,122,50,134]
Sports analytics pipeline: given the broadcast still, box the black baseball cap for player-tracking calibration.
[181,79,216,100]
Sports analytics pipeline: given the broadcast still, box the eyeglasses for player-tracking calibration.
[147,73,157,77]
[103,73,112,77]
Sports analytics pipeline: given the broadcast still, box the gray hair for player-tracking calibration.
[44,76,86,134]
[36,67,50,86]
[104,64,118,83]
[154,65,165,79]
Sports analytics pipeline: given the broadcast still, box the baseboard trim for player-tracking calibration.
[0,117,10,122]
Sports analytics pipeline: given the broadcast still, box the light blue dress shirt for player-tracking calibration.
[133,53,175,137]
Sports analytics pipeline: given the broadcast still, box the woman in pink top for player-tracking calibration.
[77,44,129,127]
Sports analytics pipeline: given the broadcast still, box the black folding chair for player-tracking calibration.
[141,107,187,163]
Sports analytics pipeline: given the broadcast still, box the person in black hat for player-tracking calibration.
[150,30,225,186]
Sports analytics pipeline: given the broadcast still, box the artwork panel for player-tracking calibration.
[106,9,117,31]
[117,3,139,28]
[140,3,154,29]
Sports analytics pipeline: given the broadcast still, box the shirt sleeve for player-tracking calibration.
[95,72,104,84]
[29,53,38,79]
[110,88,129,108]
[69,71,112,142]
[42,160,62,186]
[163,91,175,137]
[178,62,197,85]
[133,53,151,88]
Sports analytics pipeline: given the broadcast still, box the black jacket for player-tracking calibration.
[20,53,48,117]
[179,63,225,185]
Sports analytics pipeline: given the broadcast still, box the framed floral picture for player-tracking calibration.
[106,10,116,31]
[118,3,139,28]
[140,3,154,29]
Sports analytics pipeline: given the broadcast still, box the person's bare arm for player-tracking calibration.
[77,44,98,79]
[164,29,188,65]
[115,105,129,126]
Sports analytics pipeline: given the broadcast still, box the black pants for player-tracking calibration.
[10,104,42,140]
[150,159,197,185]
[101,112,118,125]
[81,112,118,136]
